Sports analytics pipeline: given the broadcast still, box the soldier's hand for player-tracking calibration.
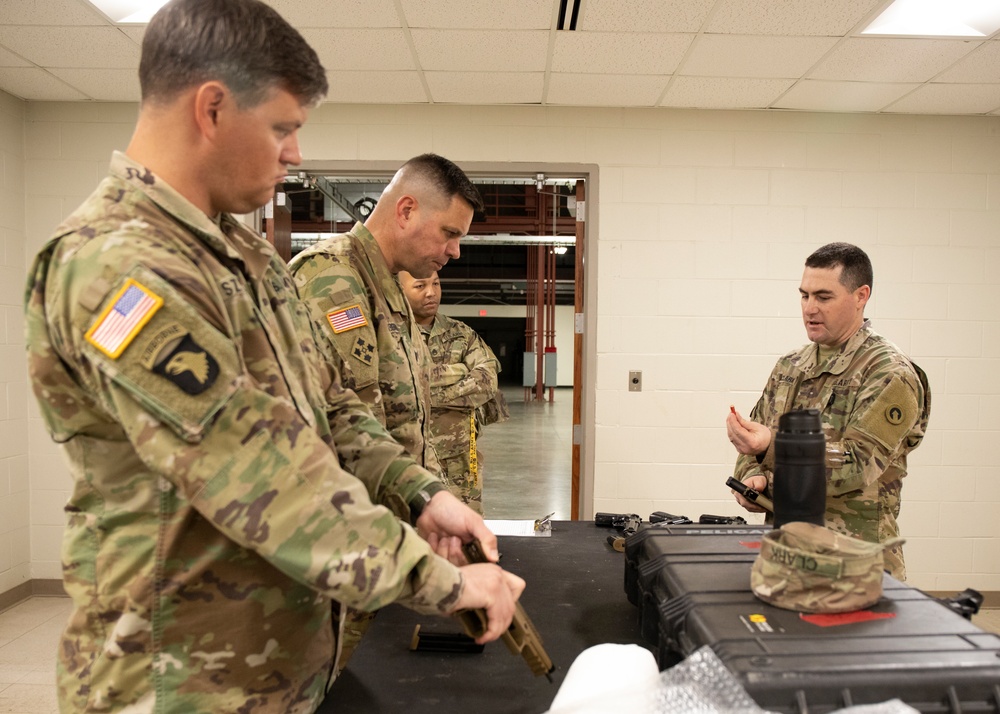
[416,490,500,563]
[451,563,525,644]
[733,474,769,513]
[424,532,464,565]
[727,408,771,456]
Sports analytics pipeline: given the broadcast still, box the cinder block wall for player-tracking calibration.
[0,90,28,597]
[10,98,1000,594]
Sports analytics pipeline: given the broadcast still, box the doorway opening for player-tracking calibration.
[268,161,597,520]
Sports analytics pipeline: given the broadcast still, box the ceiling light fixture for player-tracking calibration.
[861,0,1000,37]
[86,0,169,24]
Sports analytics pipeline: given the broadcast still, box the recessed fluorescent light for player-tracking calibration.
[862,0,1000,37]
[86,0,169,24]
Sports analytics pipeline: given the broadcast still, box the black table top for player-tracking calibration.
[320,520,650,713]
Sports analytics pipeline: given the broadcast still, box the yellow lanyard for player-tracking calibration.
[468,412,477,478]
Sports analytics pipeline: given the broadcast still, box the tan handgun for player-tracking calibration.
[456,540,555,681]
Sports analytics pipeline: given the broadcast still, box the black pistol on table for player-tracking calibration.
[594,512,642,551]
[456,540,555,681]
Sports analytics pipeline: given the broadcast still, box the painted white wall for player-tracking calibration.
[0,91,29,595]
[13,98,1000,593]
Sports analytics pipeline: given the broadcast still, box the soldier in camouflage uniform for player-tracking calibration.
[289,155,484,473]
[727,243,930,580]
[399,270,508,515]
[24,2,523,712]
[288,155,485,667]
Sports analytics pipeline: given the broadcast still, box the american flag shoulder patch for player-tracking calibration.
[85,278,163,359]
[326,304,368,334]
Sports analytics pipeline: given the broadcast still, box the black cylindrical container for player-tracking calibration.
[772,408,826,528]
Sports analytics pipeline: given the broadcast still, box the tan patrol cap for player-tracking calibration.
[751,522,903,613]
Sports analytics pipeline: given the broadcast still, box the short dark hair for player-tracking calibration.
[401,154,484,214]
[139,0,328,108]
[805,242,873,293]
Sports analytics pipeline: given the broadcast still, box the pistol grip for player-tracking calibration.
[458,539,556,679]
[504,604,555,678]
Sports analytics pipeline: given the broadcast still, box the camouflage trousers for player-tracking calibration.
[438,450,483,515]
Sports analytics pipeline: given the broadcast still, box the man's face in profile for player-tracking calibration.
[399,195,472,278]
[210,86,307,216]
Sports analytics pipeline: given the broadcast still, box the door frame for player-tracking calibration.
[294,159,600,520]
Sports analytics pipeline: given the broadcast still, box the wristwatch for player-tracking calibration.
[407,481,448,523]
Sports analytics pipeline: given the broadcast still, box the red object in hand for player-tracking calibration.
[730,405,737,415]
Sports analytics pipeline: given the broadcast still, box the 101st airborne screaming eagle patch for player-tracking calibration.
[150,333,220,395]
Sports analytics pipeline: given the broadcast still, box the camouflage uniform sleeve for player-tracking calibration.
[823,361,925,495]
[291,253,386,425]
[319,348,445,516]
[44,244,462,616]
[733,390,775,491]
[431,331,500,410]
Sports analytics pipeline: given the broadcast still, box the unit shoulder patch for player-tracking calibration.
[855,375,918,450]
[351,335,376,365]
[151,333,220,395]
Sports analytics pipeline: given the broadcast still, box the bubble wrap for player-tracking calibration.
[545,645,922,714]
[650,646,768,714]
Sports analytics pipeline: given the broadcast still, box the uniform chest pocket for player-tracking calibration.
[826,384,855,412]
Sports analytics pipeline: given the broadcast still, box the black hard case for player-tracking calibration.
[623,523,768,643]
[627,529,1000,713]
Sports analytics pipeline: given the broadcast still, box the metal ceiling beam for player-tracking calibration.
[310,176,365,223]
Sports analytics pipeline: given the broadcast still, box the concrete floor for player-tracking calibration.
[479,385,574,521]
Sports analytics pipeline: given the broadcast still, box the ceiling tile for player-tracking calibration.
[580,0,715,33]
[705,0,883,36]
[810,38,982,82]
[426,71,544,104]
[0,68,87,101]
[0,26,139,68]
[774,79,919,112]
[324,71,428,103]
[682,35,838,78]
[264,0,399,29]
[547,73,667,106]
[300,29,414,71]
[661,76,794,109]
[0,0,106,25]
[552,32,692,75]
[935,41,1000,83]
[401,0,552,30]
[0,46,31,68]
[48,68,140,102]
[411,29,549,72]
[884,83,1000,115]
[0,0,998,115]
